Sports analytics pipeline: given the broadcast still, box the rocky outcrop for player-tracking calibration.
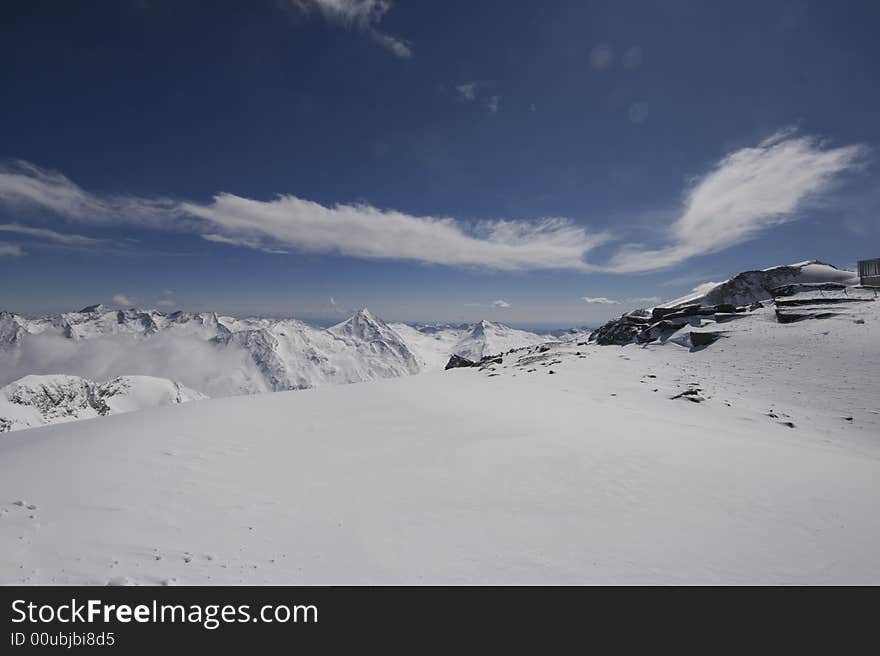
[444,353,505,370]
[0,374,206,433]
[589,305,748,346]
[445,354,476,370]
[771,282,876,324]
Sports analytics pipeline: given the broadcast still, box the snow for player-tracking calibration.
[449,319,548,360]
[661,260,859,308]
[0,307,548,400]
[1,286,877,584]
[0,374,206,433]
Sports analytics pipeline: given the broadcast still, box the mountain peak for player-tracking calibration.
[78,303,107,314]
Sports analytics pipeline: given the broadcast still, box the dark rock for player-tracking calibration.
[775,297,873,307]
[775,310,838,324]
[771,282,847,297]
[689,331,725,348]
[589,317,643,345]
[671,388,705,402]
[445,354,476,370]
[651,305,700,322]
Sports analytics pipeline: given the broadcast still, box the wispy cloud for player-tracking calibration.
[201,233,289,255]
[456,82,478,101]
[290,0,411,58]
[112,294,133,307]
[184,195,607,270]
[0,222,103,245]
[0,243,23,257]
[589,44,613,70]
[464,299,513,309]
[605,129,868,272]
[486,95,501,114]
[0,160,605,271]
[0,160,180,229]
[156,299,177,307]
[581,295,661,305]
[0,129,867,274]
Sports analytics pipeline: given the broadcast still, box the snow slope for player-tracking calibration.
[0,374,206,433]
[1,292,877,584]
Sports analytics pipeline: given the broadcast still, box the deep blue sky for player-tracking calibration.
[1,0,878,328]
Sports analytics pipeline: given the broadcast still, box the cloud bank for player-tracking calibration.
[0,333,264,397]
[0,129,867,273]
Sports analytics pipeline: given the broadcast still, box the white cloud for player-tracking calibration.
[156,299,177,307]
[589,45,613,70]
[581,295,662,305]
[456,82,478,101]
[492,299,511,308]
[0,222,103,245]
[0,332,263,397]
[112,294,133,307]
[0,128,867,275]
[0,243,23,256]
[606,129,868,272]
[0,161,180,229]
[486,95,501,114]
[201,233,289,255]
[290,0,411,58]
[184,195,606,271]
[0,161,606,271]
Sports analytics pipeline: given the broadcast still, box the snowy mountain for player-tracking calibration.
[661,260,859,308]
[0,305,548,407]
[211,309,423,392]
[450,319,548,361]
[589,260,867,346]
[0,267,876,584]
[389,319,549,367]
[0,374,206,433]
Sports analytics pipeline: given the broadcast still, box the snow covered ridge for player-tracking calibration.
[0,306,549,398]
[589,260,871,347]
[0,374,206,433]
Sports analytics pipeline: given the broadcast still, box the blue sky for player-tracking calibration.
[1,0,878,328]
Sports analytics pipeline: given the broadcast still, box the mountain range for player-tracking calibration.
[0,306,549,431]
